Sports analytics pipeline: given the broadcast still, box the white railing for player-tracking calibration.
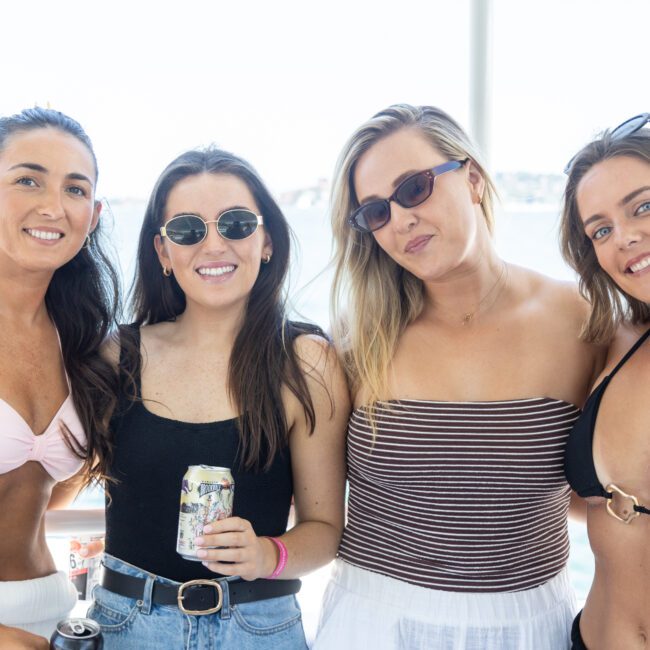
[45,508,105,536]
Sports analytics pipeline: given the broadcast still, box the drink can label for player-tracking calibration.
[176,465,234,560]
[69,536,102,600]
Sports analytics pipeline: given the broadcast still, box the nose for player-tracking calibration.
[202,221,228,252]
[390,201,418,234]
[615,221,642,250]
[37,186,65,220]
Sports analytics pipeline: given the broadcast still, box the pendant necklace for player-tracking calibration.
[460,262,508,325]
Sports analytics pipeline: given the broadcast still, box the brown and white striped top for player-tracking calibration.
[338,398,580,593]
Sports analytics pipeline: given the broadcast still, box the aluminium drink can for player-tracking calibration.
[50,617,103,649]
[176,465,235,561]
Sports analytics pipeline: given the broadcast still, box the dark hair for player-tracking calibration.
[560,129,650,343]
[0,107,120,485]
[126,147,320,470]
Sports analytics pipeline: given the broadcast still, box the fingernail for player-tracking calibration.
[202,525,213,534]
[195,537,204,545]
[196,549,207,558]
[202,561,209,567]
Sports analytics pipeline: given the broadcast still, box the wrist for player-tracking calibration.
[263,536,288,579]
[261,536,279,578]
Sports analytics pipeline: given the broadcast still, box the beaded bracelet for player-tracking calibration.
[264,536,288,579]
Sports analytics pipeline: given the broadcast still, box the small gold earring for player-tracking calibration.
[262,253,271,264]
[162,266,172,277]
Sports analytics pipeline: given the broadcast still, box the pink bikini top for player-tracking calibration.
[0,387,86,482]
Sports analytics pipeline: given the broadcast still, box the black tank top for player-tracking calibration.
[104,327,293,583]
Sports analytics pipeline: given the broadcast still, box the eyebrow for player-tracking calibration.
[582,185,650,229]
[8,162,94,185]
[620,186,650,207]
[170,205,253,220]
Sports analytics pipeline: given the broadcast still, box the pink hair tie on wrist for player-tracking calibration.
[265,536,288,579]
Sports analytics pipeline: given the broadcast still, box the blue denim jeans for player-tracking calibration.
[87,554,308,650]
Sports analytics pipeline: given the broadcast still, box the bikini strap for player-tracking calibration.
[607,327,650,380]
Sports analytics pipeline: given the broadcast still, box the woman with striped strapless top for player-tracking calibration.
[313,105,604,650]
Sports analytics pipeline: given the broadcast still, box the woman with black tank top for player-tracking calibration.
[87,148,349,649]
[313,105,604,650]
[560,115,650,650]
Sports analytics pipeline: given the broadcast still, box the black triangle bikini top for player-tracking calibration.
[564,327,650,523]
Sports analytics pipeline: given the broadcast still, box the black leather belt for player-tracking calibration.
[101,565,301,616]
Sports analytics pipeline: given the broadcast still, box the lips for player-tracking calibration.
[24,227,64,241]
[195,263,237,278]
[625,253,650,274]
[404,235,433,253]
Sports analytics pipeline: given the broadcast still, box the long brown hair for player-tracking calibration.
[0,107,121,486]
[560,129,650,343]
[124,148,321,470]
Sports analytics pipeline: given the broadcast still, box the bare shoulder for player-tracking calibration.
[511,265,588,328]
[292,333,335,375]
[606,322,650,367]
[285,332,350,426]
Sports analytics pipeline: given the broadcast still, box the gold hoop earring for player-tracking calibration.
[162,266,172,277]
[262,253,271,264]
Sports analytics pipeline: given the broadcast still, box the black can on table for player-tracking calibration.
[50,618,103,649]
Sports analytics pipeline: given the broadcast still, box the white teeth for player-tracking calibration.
[629,257,650,273]
[197,266,235,277]
[25,228,63,241]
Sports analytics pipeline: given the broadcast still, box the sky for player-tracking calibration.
[1,0,647,199]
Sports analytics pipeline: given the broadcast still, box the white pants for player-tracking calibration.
[313,560,577,650]
[0,571,77,639]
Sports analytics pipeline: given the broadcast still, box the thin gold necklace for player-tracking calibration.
[460,262,508,325]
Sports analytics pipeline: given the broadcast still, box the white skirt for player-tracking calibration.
[313,560,577,650]
[0,571,78,639]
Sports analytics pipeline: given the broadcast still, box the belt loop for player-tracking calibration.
[219,578,232,620]
[139,573,155,615]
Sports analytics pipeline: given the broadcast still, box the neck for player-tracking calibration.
[172,300,246,350]
[421,244,506,326]
[0,269,53,328]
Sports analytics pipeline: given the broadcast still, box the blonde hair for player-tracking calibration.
[560,129,650,343]
[330,104,497,405]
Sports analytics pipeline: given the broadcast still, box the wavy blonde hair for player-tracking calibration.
[330,104,497,405]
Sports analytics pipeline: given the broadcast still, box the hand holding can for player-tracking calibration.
[176,465,235,561]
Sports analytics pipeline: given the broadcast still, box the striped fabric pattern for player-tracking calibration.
[338,398,580,593]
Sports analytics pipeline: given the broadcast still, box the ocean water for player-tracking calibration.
[65,199,594,623]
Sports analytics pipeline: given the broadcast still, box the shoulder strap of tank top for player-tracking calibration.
[117,323,142,399]
[608,327,650,380]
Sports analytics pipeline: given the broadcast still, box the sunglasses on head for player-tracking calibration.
[160,209,264,245]
[564,112,650,174]
[348,159,469,233]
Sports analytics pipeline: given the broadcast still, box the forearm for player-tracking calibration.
[0,623,49,648]
[262,519,342,580]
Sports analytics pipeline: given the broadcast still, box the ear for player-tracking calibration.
[466,160,486,205]
[89,200,102,234]
[154,233,172,271]
[262,231,273,259]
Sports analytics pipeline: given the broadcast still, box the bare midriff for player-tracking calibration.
[0,462,57,581]
[581,500,650,649]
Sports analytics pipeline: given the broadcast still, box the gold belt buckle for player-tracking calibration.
[605,483,641,524]
[177,579,223,615]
